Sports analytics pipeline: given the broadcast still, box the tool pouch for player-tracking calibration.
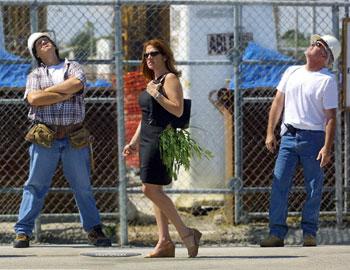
[25,123,55,148]
[68,127,91,149]
[69,127,95,173]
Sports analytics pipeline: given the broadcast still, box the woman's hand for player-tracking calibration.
[146,81,162,98]
[123,143,138,157]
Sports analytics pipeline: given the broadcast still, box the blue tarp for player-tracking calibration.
[229,42,296,90]
[86,79,112,88]
[0,49,31,87]
[0,48,112,88]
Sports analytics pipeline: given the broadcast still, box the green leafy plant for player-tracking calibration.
[159,127,213,180]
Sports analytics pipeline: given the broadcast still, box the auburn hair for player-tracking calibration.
[140,39,181,81]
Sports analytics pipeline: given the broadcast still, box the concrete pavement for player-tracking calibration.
[0,244,349,270]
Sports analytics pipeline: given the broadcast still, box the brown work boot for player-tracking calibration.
[260,235,284,247]
[87,225,112,247]
[13,234,30,248]
[303,235,317,247]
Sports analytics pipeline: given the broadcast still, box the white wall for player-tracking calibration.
[170,5,276,189]
[96,38,113,80]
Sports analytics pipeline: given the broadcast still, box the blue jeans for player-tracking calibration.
[269,130,325,239]
[14,138,101,236]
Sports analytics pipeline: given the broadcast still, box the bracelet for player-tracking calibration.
[154,91,162,100]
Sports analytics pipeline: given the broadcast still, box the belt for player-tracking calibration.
[284,123,301,136]
[46,123,83,139]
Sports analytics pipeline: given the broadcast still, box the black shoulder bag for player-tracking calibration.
[157,74,191,129]
[169,99,191,129]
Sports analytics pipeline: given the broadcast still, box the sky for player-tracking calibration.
[47,5,114,45]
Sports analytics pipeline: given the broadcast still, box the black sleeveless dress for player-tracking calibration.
[138,78,174,185]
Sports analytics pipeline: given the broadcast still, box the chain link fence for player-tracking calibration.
[0,0,349,246]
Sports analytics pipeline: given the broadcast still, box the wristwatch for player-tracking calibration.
[154,91,162,100]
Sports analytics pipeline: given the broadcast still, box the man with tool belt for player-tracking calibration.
[13,32,111,248]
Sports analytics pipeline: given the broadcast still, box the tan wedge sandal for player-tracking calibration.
[181,228,202,258]
[144,241,175,258]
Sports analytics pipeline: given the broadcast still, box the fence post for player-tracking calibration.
[345,113,349,215]
[30,2,41,243]
[114,1,128,246]
[233,4,243,225]
[332,4,343,227]
[345,4,349,214]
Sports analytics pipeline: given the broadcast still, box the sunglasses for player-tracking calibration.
[311,40,325,48]
[143,51,161,58]
[312,40,332,57]
[35,37,51,47]
[312,40,331,53]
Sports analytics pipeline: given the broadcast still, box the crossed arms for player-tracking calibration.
[27,77,83,106]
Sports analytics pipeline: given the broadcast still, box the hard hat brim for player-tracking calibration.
[28,32,52,59]
[310,34,322,43]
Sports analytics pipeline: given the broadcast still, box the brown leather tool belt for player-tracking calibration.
[47,123,83,139]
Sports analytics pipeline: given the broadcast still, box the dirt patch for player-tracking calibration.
[1,209,349,246]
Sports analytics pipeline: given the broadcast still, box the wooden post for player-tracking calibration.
[223,109,234,224]
[208,89,235,224]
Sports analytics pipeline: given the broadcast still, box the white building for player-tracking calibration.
[169,5,277,195]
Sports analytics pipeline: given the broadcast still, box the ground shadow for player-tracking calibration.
[0,255,36,258]
[197,255,305,259]
[248,225,350,245]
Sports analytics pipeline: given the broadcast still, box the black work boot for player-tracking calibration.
[87,225,112,247]
[13,234,30,248]
[260,235,284,247]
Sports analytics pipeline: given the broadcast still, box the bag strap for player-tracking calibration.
[148,73,169,126]
[152,73,170,99]
[159,73,168,85]
[154,72,169,86]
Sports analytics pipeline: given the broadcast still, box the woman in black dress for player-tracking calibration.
[123,39,202,258]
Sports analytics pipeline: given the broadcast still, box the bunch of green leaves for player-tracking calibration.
[159,127,213,180]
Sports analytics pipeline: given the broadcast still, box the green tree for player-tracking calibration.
[69,21,95,61]
[282,29,309,47]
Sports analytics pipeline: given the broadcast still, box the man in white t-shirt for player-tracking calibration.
[261,34,341,247]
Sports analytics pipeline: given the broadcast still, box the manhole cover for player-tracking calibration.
[80,250,141,257]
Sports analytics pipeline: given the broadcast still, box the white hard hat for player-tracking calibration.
[310,34,341,62]
[27,32,52,59]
